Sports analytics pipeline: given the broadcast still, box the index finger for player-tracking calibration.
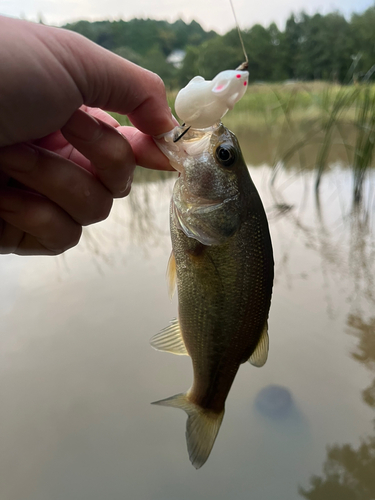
[61,109,136,197]
[119,126,175,171]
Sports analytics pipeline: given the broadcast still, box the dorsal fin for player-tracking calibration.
[150,318,188,356]
[248,322,269,367]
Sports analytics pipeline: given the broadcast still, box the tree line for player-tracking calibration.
[63,6,375,88]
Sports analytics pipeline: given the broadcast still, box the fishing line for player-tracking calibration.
[173,0,248,142]
[229,0,248,70]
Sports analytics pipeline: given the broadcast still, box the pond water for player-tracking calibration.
[1,134,375,500]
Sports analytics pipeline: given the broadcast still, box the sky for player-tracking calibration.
[0,0,374,34]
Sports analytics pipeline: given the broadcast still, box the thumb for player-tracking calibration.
[0,17,175,145]
[57,28,175,136]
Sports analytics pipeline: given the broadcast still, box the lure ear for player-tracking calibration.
[190,76,205,83]
[212,78,231,94]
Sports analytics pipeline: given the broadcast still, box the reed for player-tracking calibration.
[314,85,359,192]
[352,86,375,204]
[222,82,375,202]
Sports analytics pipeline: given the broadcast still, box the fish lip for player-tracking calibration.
[154,124,226,173]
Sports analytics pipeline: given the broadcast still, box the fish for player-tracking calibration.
[152,122,274,469]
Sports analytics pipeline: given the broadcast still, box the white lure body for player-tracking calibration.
[175,69,249,129]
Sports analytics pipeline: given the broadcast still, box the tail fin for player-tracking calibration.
[152,392,224,469]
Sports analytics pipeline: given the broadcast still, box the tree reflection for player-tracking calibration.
[299,429,375,500]
[77,167,175,265]
[300,314,375,499]
[348,315,375,408]
[269,158,375,320]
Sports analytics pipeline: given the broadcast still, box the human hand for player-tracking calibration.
[0,16,175,255]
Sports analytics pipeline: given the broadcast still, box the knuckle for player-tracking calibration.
[107,138,132,166]
[27,203,82,254]
[0,143,39,174]
[30,203,55,229]
[93,130,135,176]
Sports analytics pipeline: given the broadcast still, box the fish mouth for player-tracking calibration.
[154,124,224,173]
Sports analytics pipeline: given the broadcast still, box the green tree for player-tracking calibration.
[142,46,178,89]
[242,24,275,81]
[351,6,375,79]
[282,14,302,80]
[295,13,353,81]
[112,46,144,66]
[62,8,375,87]
[267,23,288,81]
[179,35,242,85]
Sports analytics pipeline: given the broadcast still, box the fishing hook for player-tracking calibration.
[174,126,191,143]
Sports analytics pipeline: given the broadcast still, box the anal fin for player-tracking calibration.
[150,318,188,356]
[248,322,269,367]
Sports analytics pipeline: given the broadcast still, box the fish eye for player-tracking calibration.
[215,144,236,167]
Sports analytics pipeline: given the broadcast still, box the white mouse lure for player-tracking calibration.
[175,69,249,129]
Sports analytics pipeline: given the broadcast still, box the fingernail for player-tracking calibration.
[171,113,180,127]
[154,114,180,140]
[0,143,38,173]
[63,110,103,142]
[118,174,133,196]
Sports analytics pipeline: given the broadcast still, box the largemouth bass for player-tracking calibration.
[152,123,274,469]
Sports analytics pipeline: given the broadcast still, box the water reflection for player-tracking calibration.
[348,315,375,408]
[77,142,375,499]
[267,165,375,319]
[299,425,375,499]
[300,313,375,499]
[77,168,175,267]
[254,385,294,420]
[1,127,375,500]
[233,123,364,171]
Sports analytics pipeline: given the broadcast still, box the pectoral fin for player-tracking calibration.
[166,251,177,299]
[150,318,188,356]
[248,322,269,367]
